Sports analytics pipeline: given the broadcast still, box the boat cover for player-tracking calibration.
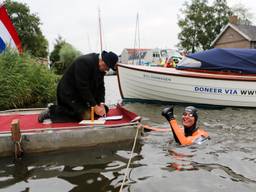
[176,48,256,73]
[0,104,139,133]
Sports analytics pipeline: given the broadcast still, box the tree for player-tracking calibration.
[50,37,81,74]
[177,0,232,52]
[59,43,81,70]
[178,0,212,52]
[49,36,66,66]
[4,0,48,58]
[212,0,232,41]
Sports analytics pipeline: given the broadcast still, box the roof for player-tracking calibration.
[177,48,256,74]
[235,24,256,41]
[211,23,256,46]
[124,48,151,55]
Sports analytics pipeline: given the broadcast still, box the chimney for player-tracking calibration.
[229,15,238,25]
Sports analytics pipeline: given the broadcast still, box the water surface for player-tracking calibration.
[0,76,255,192]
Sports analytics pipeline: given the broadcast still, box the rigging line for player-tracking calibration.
[119,124,140,192]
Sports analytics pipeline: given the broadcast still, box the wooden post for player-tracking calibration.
[11,119,21,142]
[11,119,23,159]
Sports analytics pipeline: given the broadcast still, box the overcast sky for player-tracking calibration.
[6,0,256,54]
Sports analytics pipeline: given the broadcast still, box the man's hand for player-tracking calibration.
[94,104,106,117]
[100,103,106,116]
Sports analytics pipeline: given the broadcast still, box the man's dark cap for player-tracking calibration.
[101,50,118,71]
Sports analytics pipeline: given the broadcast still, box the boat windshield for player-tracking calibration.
[176,57,202,68]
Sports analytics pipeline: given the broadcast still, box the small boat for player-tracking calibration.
[117,48,256,107]
[0,104,141,157]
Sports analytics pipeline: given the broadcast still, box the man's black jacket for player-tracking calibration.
[57,53,105,108]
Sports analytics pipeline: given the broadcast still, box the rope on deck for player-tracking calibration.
[119,124,141,192]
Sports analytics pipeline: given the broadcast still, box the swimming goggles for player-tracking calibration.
[182,112,194,117]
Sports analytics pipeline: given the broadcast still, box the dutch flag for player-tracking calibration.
[0,5,22,53]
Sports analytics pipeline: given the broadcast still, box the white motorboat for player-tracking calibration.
[117,48,256,107]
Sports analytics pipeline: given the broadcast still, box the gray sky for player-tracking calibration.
[9,0,256,54]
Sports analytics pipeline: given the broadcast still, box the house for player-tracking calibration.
[120,48,182,65]
[120,48,150,64]
[211,16,256,49]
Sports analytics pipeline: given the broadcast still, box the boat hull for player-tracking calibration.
[0,123,139,157]
[0,106,141,157]
[117,63,256,107]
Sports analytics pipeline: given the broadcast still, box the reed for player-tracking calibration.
[0,50,58,110]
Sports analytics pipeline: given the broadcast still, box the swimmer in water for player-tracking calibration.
[162,106,209,145]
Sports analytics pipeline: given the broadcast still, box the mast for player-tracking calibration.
[98,8,103,53]
[137,13,141,64]
[133,13,140,64]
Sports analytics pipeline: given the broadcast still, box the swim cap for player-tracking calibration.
[184,106,198,135]
[184,106,198,121]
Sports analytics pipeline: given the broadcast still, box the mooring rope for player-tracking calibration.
[119,124,141,192]
[119,123,169,191]
[14,137,23,159]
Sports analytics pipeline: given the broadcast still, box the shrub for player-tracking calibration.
[0,50,58,110]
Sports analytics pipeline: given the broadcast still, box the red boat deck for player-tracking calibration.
[0,105,139,134]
